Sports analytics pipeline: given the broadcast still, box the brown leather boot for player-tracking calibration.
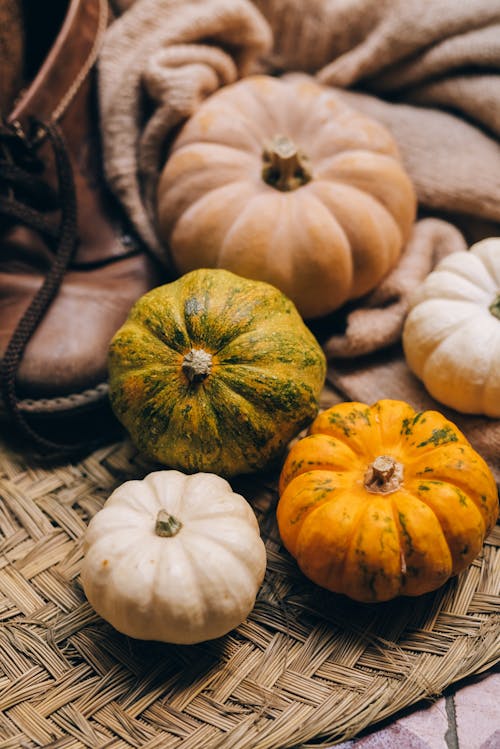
[0,0,164,456]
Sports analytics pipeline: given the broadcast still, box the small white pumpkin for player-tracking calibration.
[81,470,267,644]
[403,238,500,417]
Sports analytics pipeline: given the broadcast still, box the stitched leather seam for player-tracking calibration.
[51,0,109,123]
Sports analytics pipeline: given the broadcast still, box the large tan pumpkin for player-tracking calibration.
[157,74,416,319]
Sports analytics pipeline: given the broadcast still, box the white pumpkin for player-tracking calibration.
[81,470,267,644]
[402,238,500,417]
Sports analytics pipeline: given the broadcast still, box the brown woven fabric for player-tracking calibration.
[0,430,498,748]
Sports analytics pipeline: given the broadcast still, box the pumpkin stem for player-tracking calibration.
[364,455,404,495]
[489,292,500,320]
[262,135,312,191]
[155,509,183,537]
[182,348,213,383]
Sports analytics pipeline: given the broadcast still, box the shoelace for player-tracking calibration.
[0,118,95,458]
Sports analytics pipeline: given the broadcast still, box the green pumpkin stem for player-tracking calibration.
[182,348,213,383]
[364,455,403,495]
[155,509,182,537]
[489,292,500,320]
[262,135,312,191]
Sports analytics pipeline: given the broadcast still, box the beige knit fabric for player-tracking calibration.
[99,0,271,255]
[98,0,500,475]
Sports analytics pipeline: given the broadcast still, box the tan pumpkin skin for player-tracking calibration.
[157,74,416,319]
[277,400,498,602]
[108,268,326,477]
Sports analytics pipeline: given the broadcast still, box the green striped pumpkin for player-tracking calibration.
[108,269,326,477]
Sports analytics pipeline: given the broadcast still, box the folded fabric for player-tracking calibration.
[98,0,500,477]
[321,217,467,358]
[99,0,271,256]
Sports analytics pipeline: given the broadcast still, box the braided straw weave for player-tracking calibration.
[0,387,499,748]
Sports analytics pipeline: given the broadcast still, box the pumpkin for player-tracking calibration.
[157,74,416,319]
[402,238,500,417]
[81,470,267,644]
[108,268,326,477]
[277,399,498,603]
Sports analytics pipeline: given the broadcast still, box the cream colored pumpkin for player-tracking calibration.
[157,74,416,319]
[403,238,500,417]
[81,471,266,644]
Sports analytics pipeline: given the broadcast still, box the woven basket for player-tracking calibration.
[0,386,499,748]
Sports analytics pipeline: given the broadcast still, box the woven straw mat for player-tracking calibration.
[0,385,499,749]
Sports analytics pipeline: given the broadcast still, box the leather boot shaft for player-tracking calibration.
[0,0,164,454]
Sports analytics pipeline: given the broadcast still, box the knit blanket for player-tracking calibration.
[99,0,500,477]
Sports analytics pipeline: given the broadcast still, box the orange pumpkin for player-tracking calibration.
[157,74,416,319]
[277,400,498,602]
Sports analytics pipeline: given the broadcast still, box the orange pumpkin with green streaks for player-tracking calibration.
[277,399,498,602]
[108,268,326,477]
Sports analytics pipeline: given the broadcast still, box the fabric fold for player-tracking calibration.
[322,218,467,359]
[98,0,272,257]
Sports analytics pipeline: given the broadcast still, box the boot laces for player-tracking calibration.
[0,117,87,457]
